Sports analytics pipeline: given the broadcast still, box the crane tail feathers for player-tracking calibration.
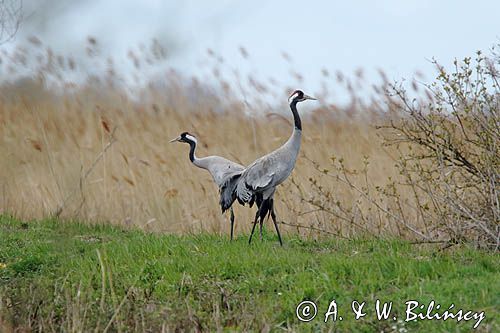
[219,172,242,213]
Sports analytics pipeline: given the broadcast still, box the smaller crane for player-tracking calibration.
[170,132,244,240]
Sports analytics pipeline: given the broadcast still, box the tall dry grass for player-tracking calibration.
[0,37,397,237]
[0,80,397,236]
[1,37,497,246]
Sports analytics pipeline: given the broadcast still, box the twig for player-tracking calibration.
[410,239,450,245]
[102,272,141,333]
[304,155,431,240]
[0,0,23,45]
[52,127,117,217]
[437,242,457,253]
[279,221,350,240]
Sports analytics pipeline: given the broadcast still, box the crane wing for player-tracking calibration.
[219,170,243,213]
[235,156,276,204]
[198,156,244,187]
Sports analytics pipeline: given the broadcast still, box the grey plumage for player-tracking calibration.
[219,172,242,213]
[170,132,244,240]
[235,129,301,203]
[194,155,244,188]
[233,90,317,245]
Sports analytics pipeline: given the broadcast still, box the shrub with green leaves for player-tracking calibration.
[383,49,499,250]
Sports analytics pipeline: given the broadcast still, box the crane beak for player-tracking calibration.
[169,136,181,143]
[303,94,317,101]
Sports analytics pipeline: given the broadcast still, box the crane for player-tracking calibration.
[170,132,244,240]
[222,90,316,245]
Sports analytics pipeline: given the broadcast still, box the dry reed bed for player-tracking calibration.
[1,37,458,241]
[0,82,409,238]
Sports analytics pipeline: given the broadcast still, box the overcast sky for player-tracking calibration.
[2,0,500,100]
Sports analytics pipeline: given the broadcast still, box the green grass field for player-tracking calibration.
[0,215,498,332]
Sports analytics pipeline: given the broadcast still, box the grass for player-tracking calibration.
[1,215,498,332]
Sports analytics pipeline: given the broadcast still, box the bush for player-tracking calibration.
[382,50,499,249]
[292,49,499,251]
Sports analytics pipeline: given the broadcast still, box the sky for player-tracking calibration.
[2,0,500,101]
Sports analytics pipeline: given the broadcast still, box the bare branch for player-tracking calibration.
[0,0,23,44]
[53,127,118,217]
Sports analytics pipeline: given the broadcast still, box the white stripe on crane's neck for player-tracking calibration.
[185,134,197,144]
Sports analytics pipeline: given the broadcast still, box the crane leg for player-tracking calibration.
[230,207,235,241]
[248,209,260,244]
[257,198,272,241]
[270,199,283,246]
[259,218,264,240]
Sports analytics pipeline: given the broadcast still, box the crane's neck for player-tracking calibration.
[290,99,302,131]
[187,140,198,164]
[186,139,210,170]
[282,99,302,157]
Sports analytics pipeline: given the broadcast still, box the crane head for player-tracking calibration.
[169,132,197,144]
[288,90,316,103]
